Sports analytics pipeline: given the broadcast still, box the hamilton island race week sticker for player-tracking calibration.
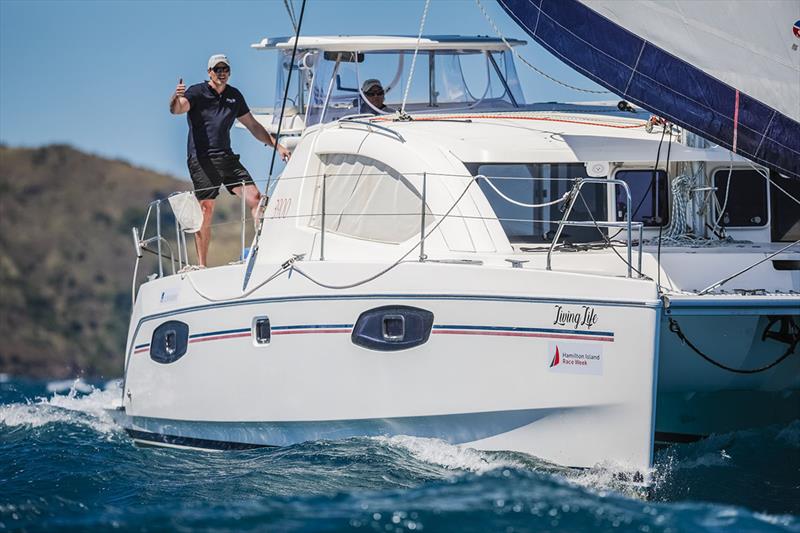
[548,341,603,376]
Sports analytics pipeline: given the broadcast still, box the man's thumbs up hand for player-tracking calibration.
[176,78,185,98]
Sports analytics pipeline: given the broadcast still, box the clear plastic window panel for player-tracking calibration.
[305,50,524,126]
[310,154,433,243]
[472,163,607,244]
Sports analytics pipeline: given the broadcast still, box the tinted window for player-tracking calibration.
[770,171,800,242]
[713,169,767,227]
[614,170,669,226]
[469,163,607,243]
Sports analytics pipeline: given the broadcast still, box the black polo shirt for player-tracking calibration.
[184,82,250,158]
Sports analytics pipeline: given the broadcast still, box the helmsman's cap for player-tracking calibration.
[208,54,230,69]
[361,79,383,93]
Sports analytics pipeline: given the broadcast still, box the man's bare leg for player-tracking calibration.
[194,199,216,267]
[232,184,263,228]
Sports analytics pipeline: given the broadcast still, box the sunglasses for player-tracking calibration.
[365,89,384,96]
[212,66,230,74]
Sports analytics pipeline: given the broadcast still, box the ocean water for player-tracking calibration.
[1,378,798,532]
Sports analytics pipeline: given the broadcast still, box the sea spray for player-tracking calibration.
[1,379,798,532]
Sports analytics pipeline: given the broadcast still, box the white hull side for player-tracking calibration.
[120,262,660,470]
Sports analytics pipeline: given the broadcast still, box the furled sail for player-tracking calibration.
[497,0,800,180]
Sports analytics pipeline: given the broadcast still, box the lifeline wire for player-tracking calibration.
[186,177,478,299]
[400,0,432,115]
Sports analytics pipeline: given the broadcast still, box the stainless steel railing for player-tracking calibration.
[132,172,650,294]
[546,178,643,278]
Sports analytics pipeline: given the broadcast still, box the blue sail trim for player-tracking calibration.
[497,0,800,180]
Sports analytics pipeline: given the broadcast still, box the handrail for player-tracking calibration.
[132,172,659,290]
[547,178,635,277]
[338,117,406,142]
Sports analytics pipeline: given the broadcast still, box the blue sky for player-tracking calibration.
[0,0,605,182]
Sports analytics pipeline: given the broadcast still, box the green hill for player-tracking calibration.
[0,145,244,378]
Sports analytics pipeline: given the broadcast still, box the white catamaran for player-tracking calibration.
[111,1,799,475]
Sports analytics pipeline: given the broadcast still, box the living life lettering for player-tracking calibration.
[552,305,599,329]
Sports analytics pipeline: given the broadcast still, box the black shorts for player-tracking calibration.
[187,154,254,200]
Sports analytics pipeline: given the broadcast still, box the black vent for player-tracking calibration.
[351,306,434,351]
[150,321,189,364]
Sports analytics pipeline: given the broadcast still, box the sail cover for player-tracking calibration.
[497,0,800,180]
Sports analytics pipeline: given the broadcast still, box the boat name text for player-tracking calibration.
[553,305,598,329]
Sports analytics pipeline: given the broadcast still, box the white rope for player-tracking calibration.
[401,0,432,115]
[474,0,610,95]
[710,152,734,233]
[479,176,569,208]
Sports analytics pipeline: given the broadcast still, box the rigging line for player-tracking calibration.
[474,0,610,95]
[697,239,800,295]
[243,0,307,292]
[283,0,298,34]
[668,317,797,374]
[746,159,800,207]
[268,0,307,190]
[577,191,647,279]
[400,0,431,116]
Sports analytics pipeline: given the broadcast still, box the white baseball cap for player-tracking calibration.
[361,79,383,93]
[208,54,230,69]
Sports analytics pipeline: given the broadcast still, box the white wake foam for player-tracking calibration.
[375,435,526,474]
[0,379,122,434]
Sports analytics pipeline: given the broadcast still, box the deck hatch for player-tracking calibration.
[352,306,434,351]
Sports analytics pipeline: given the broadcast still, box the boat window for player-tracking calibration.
[467,163,607,244]
[770,171,800,242]
[305,49,524,126]
[310,154,433,243]
[614,170,669,226]
[713,169,767,227]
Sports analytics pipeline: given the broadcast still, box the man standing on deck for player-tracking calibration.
[170,54,291,267]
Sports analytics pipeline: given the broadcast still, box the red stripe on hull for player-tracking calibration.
[432,330,614,342]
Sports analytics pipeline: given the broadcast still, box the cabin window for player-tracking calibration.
[613,170,669,226]
[468,163,607,244]
[713,169,767,227]
[770,171,800,242]
[310,154,433,243]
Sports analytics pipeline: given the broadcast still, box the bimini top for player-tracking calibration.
[251,35,526,52]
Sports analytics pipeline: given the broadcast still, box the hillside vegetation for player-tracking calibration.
[0,145,245,378]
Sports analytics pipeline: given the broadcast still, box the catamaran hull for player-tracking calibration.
[115,262,799,468]
[117,262,661,470]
